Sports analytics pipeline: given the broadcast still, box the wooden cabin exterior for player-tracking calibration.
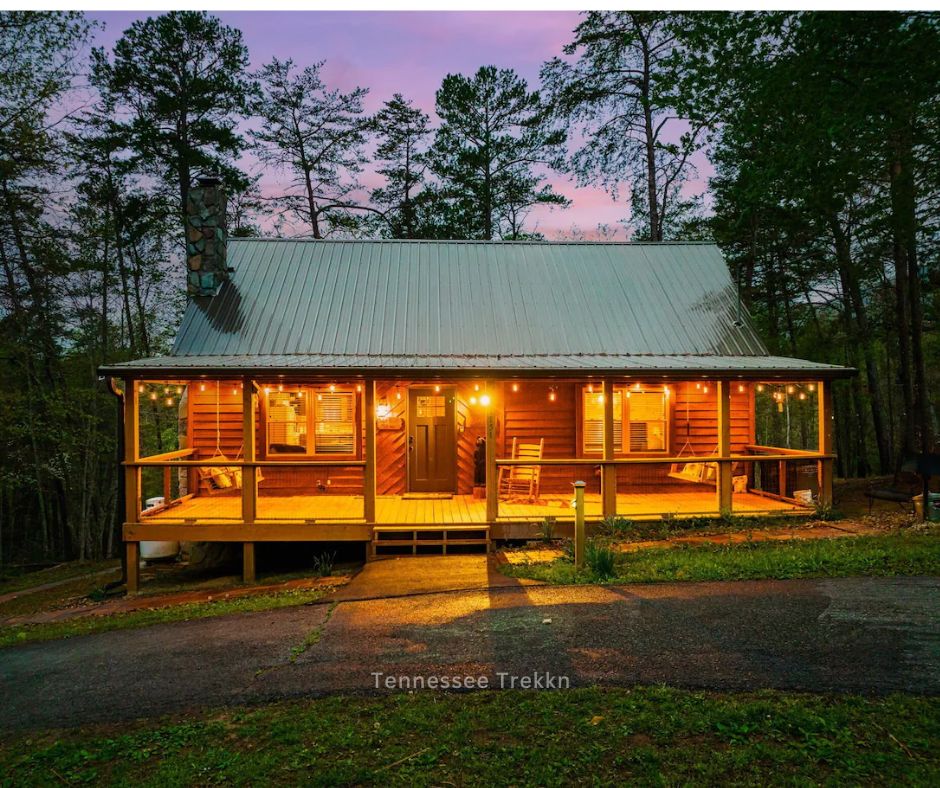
[101,208,852,591]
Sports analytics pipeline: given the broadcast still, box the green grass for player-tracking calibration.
[1,687,936,785]
[501,533,940,586]
[0,586,330,649]
[0,560,120,594]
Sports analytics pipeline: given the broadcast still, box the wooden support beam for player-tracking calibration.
[243,542,256,583]
[717,380,733,514]
[817,380,834,507]
[364,380,376,523]
[601,378,617,517]
[123,377,140,526]
[486,390,498,522]
[242,380,257,582]
[126,541,139,595]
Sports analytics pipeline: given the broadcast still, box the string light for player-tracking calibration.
[470,395,478,405]
[149,391,157,401]
[434,384,441,393]
[757,384,765,392]
[511,383,519,393]
[163,386,170,395]
[596,393,604,404]
[199,383,206,392]
[474,383,480,392]
[808,383,816,392]
[176,386,183,395]
[786,385,795,395]
[297,390,304,398]
[799,392,807,401]
[587,382,594,393]
[277,383,283,392]
[633,382,641,391]
[738,384,745,393]
[548,386,557,403]
[703,385,709,394]
[395,389,402,400]
[329,384,336,392]
[695,382,702,390]
[317,393,323,401]
[356,384,362,393]
[480,394,491,407]
[165,397,174,407]
[138,384,145,394]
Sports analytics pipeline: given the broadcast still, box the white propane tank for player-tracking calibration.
[140,497,179,561]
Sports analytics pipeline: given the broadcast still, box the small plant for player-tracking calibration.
[585,538,617,579]
[658,512,678,539]
[538,516,557,543]
[812,500,842,521]
[311,550,336,577]
[596,515,635,539]
[561,538,575,561]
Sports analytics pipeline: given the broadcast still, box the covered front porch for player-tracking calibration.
[116,373,836,589]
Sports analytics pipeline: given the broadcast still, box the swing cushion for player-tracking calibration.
[669,462,705,483]
[210,467,233,489]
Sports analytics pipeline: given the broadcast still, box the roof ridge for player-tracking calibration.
[228,237,716,246]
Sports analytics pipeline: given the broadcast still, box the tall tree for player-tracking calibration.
[430,66,566,240]
[91,11,253,240]
[542,11,704,241]
[251,58,371,238]
[369,94,430,239]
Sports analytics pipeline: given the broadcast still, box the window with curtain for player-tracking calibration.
[582,386,668,453]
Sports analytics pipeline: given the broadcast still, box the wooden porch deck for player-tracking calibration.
[143,490,804,525]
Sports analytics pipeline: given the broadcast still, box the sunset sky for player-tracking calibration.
[88,11,711,238]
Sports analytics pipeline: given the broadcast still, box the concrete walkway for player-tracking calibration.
[1,575,937,730]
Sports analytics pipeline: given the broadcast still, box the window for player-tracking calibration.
[266,387,358,457]
[582,386,668,454]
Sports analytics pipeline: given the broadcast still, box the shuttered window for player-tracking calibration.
[582,387,667,454]
[314,392,356,454]
[265,387,358,457]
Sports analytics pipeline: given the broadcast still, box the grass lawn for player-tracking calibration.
[501,532,940,585]
[1,687,937,785]
[0,585,331,650]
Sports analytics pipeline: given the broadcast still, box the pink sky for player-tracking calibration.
[88,11,708,238]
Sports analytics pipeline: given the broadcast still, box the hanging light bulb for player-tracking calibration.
[166,397,174,407]
[232,386,238,396]
[149,391,157,401]
[634,382,641,391]
[695,382,702,390]
[138,384,145,394]
[434,384,441,393]
[480,393,491,407]
[799,392,807,401]
[511,383,519,393]
[395,389,402,400]
[329,384,336,392]
[199,383,206,392]
[548,386,557,403]
[808,383,816,392]
[473,383,480,392]
[757,384,765,393]
[596,393,604,404]
[738,384,745,393]
[163,386,170,395]
[470,395,478,405]
[587,382,594,393]
[787,385,795,395]
[297,390,304,398]
[176,386,183,395]
[277,383,283,392]
[703,385,709,394]
[663,385,670,396]
[317,392,323,401]
[356,384,361,393]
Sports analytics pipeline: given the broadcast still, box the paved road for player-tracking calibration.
[1,573,938,730]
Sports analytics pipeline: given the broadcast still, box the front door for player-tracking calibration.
[408,387,456,492]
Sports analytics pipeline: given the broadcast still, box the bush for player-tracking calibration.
[596,516,635,539]
[538,517,557,543]
[585,539,617,579]
[812,500,843,521]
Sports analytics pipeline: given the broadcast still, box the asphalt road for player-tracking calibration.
[1,573,938,730]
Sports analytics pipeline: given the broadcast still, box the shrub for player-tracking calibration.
[538,517,557,543]
[596,516,635,539]
[311,550,336,577]
[812,500,843,521]
[585,539,617,579]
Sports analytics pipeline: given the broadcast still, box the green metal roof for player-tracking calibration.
[101,239,854,377]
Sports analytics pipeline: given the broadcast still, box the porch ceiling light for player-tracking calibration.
[480,394,492,407]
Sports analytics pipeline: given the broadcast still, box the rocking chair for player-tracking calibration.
[498,437,544,502]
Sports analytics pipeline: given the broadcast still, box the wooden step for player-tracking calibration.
[371,525,490,558]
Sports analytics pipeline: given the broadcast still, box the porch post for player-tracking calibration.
[486,388,498,522]
[717,380,733,514]
[364,380,376,523]
[123,376,140,595]
[601,378,617,517]
[817,379,834,507]
[242,379,257,582]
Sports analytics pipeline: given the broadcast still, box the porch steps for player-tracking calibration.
[370,525,490,558]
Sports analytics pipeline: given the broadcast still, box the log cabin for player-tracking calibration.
[101,178,854,591]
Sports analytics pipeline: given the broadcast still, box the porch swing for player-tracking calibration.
[667,393,718,486]
[197,382,263,495]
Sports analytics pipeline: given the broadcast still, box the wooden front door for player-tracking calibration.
[408,387,456,492]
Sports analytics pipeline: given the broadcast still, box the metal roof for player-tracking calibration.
[101,239,854,377]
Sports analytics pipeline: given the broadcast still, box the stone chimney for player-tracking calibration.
[186,176,228,296]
